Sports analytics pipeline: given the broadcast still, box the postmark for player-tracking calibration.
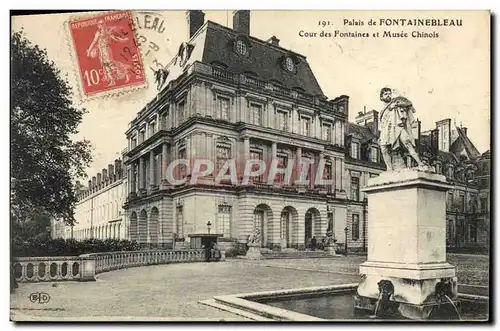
[68,11,146,97]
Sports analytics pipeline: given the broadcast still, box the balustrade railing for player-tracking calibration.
[86,249,206,274]
[12,249,210,283]
[12,256,93,283]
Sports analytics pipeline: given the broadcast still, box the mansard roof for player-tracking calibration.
[346,122,376,143]
[450,126,481,160]
[162,21,324,97]
[199,22,324,96]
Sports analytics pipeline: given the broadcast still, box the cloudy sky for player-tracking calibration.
[12,10,490,179]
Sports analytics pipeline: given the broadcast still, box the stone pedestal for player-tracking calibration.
[244,243,263,260]
[356,169,457,320]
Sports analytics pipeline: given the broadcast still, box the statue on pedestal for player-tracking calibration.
[379,87,427,172]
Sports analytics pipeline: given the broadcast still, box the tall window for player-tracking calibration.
[217,96,230,120]
[447,192,453,211]
[178,100,185,124]
[371,147,378,163]
[249,103,262,125]
[216,144,231,174]
[300,116,311,136]
[352,214,360,240]
[277,110,288,131]
[131,136,138,149]
[468,223,477,243]
[176,206,184,237]
[139,129,146,144]
[285,57,294,72]
[276,155,288,184]
[253,210,264,235]
[322,124,332,141]
[323,161,333,193]
[351,142,359,159]
[480,197,487,212]
[217,204,232,237]
[459,194,465,212]
[161,111,168,130]
[178,148,187,179]
[149,121,156,137]
[351,176,360,201]
[250,150,263,182]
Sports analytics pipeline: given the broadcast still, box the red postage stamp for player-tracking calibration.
[69,11,146,96]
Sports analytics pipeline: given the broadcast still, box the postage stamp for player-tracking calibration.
[68,11,146,97]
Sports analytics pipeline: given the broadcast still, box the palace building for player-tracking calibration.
[121,10,385,251]
[69,157,127,241]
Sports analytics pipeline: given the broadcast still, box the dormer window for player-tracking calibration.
[285,57,295,72]
[236,40,248,55]
[351,142,359,159]
[371,147,378,163]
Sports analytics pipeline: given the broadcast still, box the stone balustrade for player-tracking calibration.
[12,249,214,283]
[12,256,95,283]
[86,249,206,274]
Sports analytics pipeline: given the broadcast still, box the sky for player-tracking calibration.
[12,10,490,180]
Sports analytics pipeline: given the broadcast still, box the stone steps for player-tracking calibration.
[261,250,332,260]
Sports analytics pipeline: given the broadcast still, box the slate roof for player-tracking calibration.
[451,126,481,160]
[346,122,376,143]
[200,22,324,96]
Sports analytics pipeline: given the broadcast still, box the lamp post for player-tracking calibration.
[207,221,212,234]
[344,226,348,255]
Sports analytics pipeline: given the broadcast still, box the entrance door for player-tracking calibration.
[253,210,265,247]
[280,211,290,248]
[305,211,313,247]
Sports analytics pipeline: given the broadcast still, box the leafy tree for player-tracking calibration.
[11,30,92,227]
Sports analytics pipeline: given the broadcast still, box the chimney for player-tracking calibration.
[88,180,92,189]
[115,159,122,178]
[267,35,280,46]
[233,10,250,35]
[354,110,379,136]
[186,10,205,39]
[108,164,114,182]
[436,118,451,152]
[97,172,102,185]
[92,176,97,187]
[102,169,108,182]
[462,127,468,136]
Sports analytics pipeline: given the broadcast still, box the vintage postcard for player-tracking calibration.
[10,10,490,322]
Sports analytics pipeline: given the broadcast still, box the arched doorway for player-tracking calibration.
[305,208,321,248]
[280,206,298,249]
[253,204,273,248]
[149,207,159,247]
[129,212,138,241]
[138,209,148,245]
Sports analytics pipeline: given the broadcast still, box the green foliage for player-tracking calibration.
[11,237,142,257]
[11,30,92,226]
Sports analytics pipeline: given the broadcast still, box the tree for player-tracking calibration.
[11,30,92,227]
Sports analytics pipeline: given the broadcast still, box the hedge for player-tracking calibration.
[11,237,142,257]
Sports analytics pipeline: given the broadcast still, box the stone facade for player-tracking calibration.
[70,157,127,241]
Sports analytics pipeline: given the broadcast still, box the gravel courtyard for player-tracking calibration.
[10,253,488,321]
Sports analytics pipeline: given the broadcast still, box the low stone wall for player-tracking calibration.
[12,249,217,283]
[12,256,95,283]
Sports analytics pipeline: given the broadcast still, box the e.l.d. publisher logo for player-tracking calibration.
[28,292,51,304]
